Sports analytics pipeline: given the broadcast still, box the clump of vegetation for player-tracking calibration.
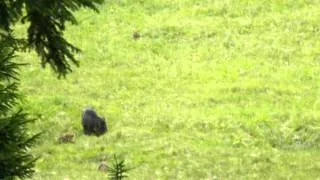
[107,155,132,180]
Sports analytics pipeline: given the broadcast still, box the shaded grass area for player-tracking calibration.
[16,0,320,179]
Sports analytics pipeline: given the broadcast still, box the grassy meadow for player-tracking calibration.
[16,0,320,179]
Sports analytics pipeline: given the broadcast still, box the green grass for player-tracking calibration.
[16,0,320,179]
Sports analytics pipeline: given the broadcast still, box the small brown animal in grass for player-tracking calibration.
[58,132,75,144]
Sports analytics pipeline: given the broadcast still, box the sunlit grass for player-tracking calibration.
[18,0,320,179]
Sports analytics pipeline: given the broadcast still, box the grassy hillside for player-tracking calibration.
[18,0,320,179]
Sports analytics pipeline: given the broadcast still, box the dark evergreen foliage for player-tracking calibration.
[1,0,104,77]
[0,36,20,115]
[0,110,42,179]
[108,155,132,180]
[0,0,104,179]
[0,36,40,179]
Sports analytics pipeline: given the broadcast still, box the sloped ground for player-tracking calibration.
[19,0,320,179]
